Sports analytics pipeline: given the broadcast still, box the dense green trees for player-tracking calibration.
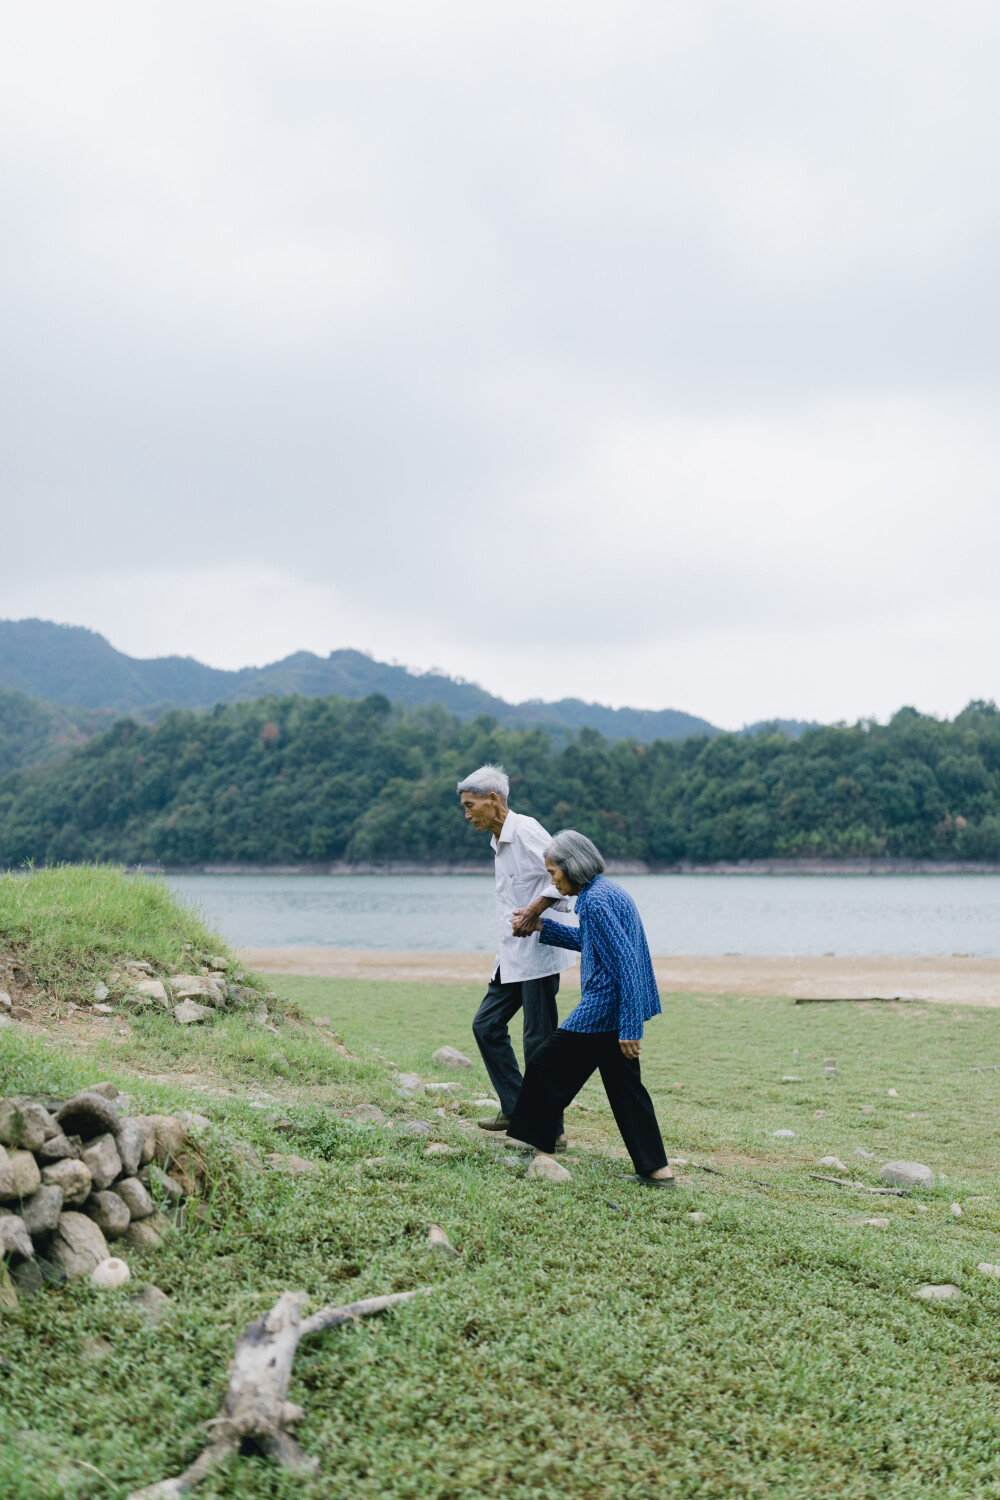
[2,694,1000,867]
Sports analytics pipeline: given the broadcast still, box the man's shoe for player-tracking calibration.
[554,1136,569,1154]
[477,1112,510,1131]
[629,1172,677,1189]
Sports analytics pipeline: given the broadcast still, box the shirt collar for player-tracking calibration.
[490,809,516,853]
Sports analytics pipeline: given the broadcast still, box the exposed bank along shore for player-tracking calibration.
[242,948,1000,1006]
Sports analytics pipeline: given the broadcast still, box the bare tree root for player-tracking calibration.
[126,1288,430,1499]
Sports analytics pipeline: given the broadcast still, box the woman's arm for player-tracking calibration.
[536,916,583,952]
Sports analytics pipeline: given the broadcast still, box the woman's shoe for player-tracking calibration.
[477,1112,510,1131]
[629,1172,677,1189]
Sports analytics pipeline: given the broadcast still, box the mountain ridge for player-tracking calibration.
[0,618,730,742]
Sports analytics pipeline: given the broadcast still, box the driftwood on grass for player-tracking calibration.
[127,1288,429,1500]
[809,1173,910,1196]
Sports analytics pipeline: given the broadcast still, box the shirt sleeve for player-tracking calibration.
[515,818,571,910]
[539,916,583,952]
[540,883,572,910]
[588,904,645,1040]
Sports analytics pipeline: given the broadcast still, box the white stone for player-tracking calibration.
[472,1098,500,1109]
[687,1211,706,1223]
[526,1156,572,1183]
[781,1076,802,1083]
[93,982,110,1002]
[313,1016,332,1028]
[0,1215,33,1259]
[880,1161,935,1189]
[977,1262,1000,1277]
[41,1158,93,1206]
[772,1130,795,1139]
[950,1202,963,1218]
[817,1156,848,1171]
[854,1147,875,1160]
[82,1133,123,1191]
[90,1257,131,1289]
[860,1217,890,1228]
[93,1004,114,1016]
[912,1284,961,1301]
[0,991,10,1010]
[396,1073,425,1096]
[425,1143,459,1157]
[887,1088,899,1098]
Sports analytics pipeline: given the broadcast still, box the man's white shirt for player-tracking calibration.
[490,810,577,983]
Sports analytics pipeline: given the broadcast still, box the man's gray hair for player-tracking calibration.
[456,763,510,801]
[545,829,606,886]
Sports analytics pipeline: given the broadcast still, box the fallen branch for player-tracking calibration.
[126,1287,429,1500]
[809,1173,910,1196]
[970,1064,1000,1073]
[794,996,912,1005]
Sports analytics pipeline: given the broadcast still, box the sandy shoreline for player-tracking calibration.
[241,947,1000,1006]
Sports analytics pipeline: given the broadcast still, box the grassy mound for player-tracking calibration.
[0,863,225,997]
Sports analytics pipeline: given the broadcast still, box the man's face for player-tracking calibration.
[461,792,499,830]
[545,857,576,895]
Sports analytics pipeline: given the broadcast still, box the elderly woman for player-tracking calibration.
[509,830,675,1187]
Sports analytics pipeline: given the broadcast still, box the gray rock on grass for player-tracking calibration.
[40,1158,93,1206]
[135,980,169,1007]
[526,1156,572,1183]
[431,1046,474,1071]
[86,1191,131,1239]
[113,1177,154,1220]
[123,1217,166,1252]
[173,999,213,1025]
[773,1130,796,1140]
[396,1073,425,1097]
[880,1161,935,1189]
[0,1099,52,1153]
[20,1185,64,1237]
[116,1118,146,1176]
[913,1283,960,1301]
[50,1212,109,1278]
[0,1214,34,1259]
[346,1105,386,1125]
[38,1133,80,1163]
[7,1150,41,1198]
[132,1284,171,1320]
[82,1134,122,1191]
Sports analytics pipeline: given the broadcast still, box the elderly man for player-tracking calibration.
[458,763,576,1138]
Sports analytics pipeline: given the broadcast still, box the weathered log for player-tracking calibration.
[126,1287,429,1499]
[809,1173,910,1196]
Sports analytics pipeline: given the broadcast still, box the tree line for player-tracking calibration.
[1,692,1000,867]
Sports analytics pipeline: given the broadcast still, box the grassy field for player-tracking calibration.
[5,873,1000,1498]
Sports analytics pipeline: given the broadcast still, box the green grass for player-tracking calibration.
[0,864,226,998]
[7,871,1000,1497]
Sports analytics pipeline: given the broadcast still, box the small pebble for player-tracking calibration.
[950,1202,963,1219]
[425,1143,459,1157]
[773,1130,795,1139]
[813,1110,827,1118]
[687,1212,706,1223]
[887,1088,899,1098]
[977,1262,1000,1277]
[859,1217,890,1229]
[912,1284,960,1301]
[853,1148,875,1160]
[817,1156,848,1172]
[781,1076,802,1084]
[915,1203,929,1213]
[859,1105,875,1114]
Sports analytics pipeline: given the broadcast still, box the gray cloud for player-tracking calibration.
[2,1,1000,724]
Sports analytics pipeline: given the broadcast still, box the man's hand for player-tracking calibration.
[510,904,544,937]
[619,1038,642,1059]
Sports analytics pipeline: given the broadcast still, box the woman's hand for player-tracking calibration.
[619,1038,642,1059]
[511,905,544,936]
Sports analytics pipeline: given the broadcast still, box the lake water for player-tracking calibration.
[164,873,1000,957]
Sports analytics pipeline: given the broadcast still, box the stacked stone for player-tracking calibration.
[117,957,248,1025]
[0,1087,198,1297]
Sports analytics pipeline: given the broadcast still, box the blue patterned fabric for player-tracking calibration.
[538,875,662,1041]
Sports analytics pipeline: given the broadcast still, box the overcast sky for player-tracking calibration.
[2,2,999,728]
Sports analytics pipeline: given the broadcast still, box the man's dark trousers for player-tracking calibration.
[508,1029,668,1177]
[472,971,563,1131]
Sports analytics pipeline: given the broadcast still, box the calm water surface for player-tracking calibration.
[164,874,1000,957]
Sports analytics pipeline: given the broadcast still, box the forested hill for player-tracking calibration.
[2,693,1000,868]
[0,619,720,743]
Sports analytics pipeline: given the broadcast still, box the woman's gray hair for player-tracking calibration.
[545,829,606,886]
[456,763,510,800]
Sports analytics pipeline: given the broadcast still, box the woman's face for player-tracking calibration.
[545,858,578,896]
